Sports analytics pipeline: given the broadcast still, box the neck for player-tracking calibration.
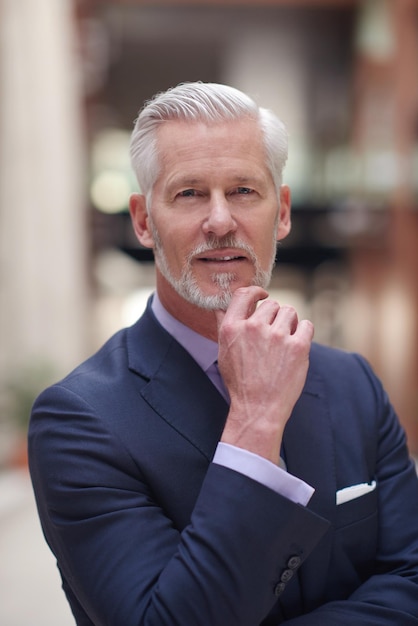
[155,272,219,341]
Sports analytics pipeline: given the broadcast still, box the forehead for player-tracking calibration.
[155,117,269,180]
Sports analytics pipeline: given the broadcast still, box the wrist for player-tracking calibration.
[221,407,284,465]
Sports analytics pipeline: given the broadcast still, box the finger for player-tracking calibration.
[295,318,315,341]
[222,286,269,322]
[251,298,281,324]
[271,304,299,334]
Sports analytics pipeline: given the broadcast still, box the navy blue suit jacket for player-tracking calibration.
[28,299,418,625]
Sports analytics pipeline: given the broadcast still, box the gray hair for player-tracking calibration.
[129,81,288,205]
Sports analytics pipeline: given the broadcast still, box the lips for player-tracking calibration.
[201,255,245,262]
[196,249,248,263]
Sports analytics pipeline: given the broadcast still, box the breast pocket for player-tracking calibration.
[331,487,379,593]
[335,485,378,528]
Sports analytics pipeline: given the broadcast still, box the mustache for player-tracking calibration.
[187,235,257,263]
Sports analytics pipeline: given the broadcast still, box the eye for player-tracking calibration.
[235,187,253,195]
[178,189,196,197]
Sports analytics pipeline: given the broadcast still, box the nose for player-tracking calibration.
[202,194,237,237]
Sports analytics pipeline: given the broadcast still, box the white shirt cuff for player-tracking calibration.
[213,442,315,506]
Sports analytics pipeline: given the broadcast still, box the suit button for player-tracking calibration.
[287,555,302,570]
[281,569,294,583]
[274,582,286,597]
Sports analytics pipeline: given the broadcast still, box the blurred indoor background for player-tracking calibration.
[0,0,417,623]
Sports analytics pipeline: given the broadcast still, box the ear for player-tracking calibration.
[129,193,155,248]
[276,184,291,242]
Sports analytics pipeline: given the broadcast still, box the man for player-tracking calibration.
[29,82,418,625]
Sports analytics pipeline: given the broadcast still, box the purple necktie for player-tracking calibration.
[207,361,230,402]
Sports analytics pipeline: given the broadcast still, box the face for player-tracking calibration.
[130,117,291,314]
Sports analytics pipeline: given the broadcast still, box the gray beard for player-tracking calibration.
[148,219,277,311]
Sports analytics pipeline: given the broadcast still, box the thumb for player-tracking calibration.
[214,308,226,332]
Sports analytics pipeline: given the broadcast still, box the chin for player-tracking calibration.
[182,286,233,311]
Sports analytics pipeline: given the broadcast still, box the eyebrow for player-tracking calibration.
[164,177,202,195]
[171,177,202,188]
[168,174,265,190]
[233,176,264,186]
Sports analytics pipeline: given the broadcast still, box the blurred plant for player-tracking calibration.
[1,362,56,433]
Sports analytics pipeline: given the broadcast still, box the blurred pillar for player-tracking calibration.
[0,0,90,385]
[349,0,418,451]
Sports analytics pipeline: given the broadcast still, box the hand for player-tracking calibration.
[215,286,314,464]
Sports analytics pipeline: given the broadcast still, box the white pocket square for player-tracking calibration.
[336,480,376,505]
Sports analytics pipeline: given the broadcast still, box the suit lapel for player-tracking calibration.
[127,303,229,461]
[143,343,228,461]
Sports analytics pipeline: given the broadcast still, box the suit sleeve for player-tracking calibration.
[28,384,329,626]
[284,355,418,625]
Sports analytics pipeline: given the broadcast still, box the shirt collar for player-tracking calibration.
[151,292,218,372]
